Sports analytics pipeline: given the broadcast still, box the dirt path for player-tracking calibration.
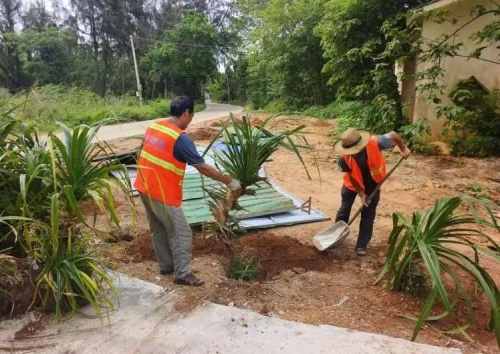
[99,113,500,354]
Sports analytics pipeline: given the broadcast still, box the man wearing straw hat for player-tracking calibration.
[333,128,411,256]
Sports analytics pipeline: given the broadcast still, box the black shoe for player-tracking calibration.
[174,273,204,287]
[160,269,174,275]
[357,248,367,256]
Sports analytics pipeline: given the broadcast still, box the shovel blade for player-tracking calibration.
[312,221,351,251]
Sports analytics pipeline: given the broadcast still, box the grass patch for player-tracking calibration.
[227,252,260,281]
[1,85,206,131]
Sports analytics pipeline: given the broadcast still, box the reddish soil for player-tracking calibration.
[239,233,331,279]
[96,113,500,354]
[126,231,156,262]
[186,126,220,141]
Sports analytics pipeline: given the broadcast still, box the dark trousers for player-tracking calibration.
[335,186,381,249]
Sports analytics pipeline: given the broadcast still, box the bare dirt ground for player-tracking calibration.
[96,113,500,354]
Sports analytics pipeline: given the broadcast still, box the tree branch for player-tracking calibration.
[434,10,498,48]
[454,54,500,65]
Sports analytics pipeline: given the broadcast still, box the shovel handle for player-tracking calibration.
[347,156,405,226]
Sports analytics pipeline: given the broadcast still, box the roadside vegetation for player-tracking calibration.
[0,85,205,132]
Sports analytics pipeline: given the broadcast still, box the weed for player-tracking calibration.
[227,252,260,281]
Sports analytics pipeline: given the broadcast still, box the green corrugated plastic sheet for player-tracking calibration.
[182,173,296,225]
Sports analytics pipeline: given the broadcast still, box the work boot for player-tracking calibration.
[174,273,205,287]
[160,269,174,275]
[357,248,367,256]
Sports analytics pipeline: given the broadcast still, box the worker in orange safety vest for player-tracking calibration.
[135,96,242,286]
[333,128,411,256]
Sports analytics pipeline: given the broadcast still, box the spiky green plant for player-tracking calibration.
[32,194,116,320]
[50,122,133,226]
[211,113,311,189]
[0,97,126,319]
[204,113,315,241]
[375,196,500,347]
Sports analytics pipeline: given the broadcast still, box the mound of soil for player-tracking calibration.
[126,231,331,281]
[210,117,264,128]
[0,256,37,317]
[187,127,219,141]
[239,233,331,280]
[312,119,333,128]
[126,231,155,262]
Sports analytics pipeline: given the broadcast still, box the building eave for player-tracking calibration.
[421,0,461,12]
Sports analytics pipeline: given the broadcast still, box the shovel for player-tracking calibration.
[312,156,405,252]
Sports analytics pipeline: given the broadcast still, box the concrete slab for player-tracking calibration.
[95,102,242,141]
[0,274,461,354]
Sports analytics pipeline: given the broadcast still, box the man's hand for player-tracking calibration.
[359,191,369,207]
[227,179,242,191]
[400,146,411,159]
[227,179,243,199]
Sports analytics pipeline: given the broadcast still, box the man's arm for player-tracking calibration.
[339,157,368,206]
[194,163,232,185]
[194,163,242,196]
[388,131,411,158]
[173,134,242,191]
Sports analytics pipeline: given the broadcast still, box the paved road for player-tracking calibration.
[0,274,461,354]
[95,101,242,141]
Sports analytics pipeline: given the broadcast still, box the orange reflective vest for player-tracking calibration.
[134,120,186,206]
[343,137,387,192]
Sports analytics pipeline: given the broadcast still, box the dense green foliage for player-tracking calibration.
[304,99,399,135]
[214,0,428,134]
[0,0,233,99]
[142,13,218,99]
[448,79,500,157]
[246,0,330,109]
[376,197,500,346]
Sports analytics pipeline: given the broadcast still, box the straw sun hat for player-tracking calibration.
[333,128,371,155]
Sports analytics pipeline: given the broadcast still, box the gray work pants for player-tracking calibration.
[139,193,192,279]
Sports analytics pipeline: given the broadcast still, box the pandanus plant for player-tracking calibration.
[205,113,314,243]
[375,196,500,347]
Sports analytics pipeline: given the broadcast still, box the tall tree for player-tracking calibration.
[316,0,428,117]
[0,0,21,33]
[21,0,54,30]
[0,0,23,91]
[245,0,330,108]
[142,12,218,99]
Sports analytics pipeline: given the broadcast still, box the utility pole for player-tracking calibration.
[130,35,144,107]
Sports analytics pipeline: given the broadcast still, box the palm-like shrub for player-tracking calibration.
[33,194,115,319]
[0,97,131,318]
[376,197,500,346]
[206,113,314,243]
[50,122,133,225]
[212,114,311,189]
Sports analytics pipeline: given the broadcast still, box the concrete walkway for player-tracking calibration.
[95,102,242,141]
[0,275,461,354]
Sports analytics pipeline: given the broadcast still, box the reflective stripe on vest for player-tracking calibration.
[342,137,387,192]
[140,150,185,177]
[150,123,181,140]
[134,120,187,206]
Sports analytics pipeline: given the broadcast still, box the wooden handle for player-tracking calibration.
[347,156,405,226]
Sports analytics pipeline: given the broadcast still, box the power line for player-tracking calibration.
[131,35,232,49]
